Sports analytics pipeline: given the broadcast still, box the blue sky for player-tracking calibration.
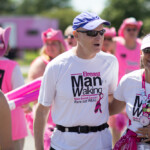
[71,0,106,14]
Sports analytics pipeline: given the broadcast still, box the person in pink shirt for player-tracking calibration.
[0,27,28,150]
[101,27,121,147]
[115,17,143,81]
[28,28,67,81]
[102,27,116,55]
[27,28,67,150]
[111,17,143,147]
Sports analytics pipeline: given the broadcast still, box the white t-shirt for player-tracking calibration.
[114,69,150,133]
[12,65,24,89]
[0,57,24,89]
[38,49,118,150]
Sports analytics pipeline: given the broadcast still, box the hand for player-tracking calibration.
[22,104,32,113]
[136,125,150,143]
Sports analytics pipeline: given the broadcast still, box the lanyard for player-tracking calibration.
[139,70,150,126]
[142,71,146,96]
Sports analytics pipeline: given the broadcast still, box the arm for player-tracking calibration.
[109,97,126,115]
[28,58,46,82]
[34,103,50,150]
[0,91,14,150]
[108,94,113,103]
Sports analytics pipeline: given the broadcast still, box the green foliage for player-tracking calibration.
[100,0,150,35]
[0,0,17,14]
[15,0,71,15]
[0,0,79,32]
[15,0,37,15]
[41,8,80,32]
[15,50,40,66]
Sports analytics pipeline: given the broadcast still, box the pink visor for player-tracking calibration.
[104,27,116,37]
[0,27,11,57]
[118,17,143,37]
[41,28,68,50]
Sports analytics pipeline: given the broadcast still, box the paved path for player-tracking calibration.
[20,65,30,75]
[24,129,35,150]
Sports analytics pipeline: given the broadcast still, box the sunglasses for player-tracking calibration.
[126,28,137,32]
[104,37,112,41]
[143,48,150,53]
[64,34,74,39]
[77,29,106,37]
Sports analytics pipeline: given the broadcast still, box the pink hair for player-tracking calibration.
[104,27,116,37]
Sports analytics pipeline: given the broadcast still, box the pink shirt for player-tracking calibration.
[0,58,27,140]
[115,38,141,81]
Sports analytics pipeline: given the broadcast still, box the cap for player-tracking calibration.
[0,27,11,57]
[141,34,150,50]
[72,12,110,30]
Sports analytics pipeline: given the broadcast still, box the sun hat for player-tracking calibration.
[72,12,110,31]
[41,28,68,50]
[0,27,11,57]
[141,34,150,50]
[104,27,116,37]
[118,17,143,37]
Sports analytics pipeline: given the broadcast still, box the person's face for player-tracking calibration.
[45,40,61,58]
[76,24,104,56]
[102,36,113,52]
[142,48,150,71]
[65,33,77,47]
[124,25,138,40]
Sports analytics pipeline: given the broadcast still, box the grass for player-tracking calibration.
[14,50,40,78]
[15,50,40,66]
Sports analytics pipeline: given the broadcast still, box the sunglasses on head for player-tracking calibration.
[104,37,112,41]
[64,34,74,39]
[142,47,150,53]
[77,29,106,37]
[126,28,137,32]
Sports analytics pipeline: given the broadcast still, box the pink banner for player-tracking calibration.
[6,77,42,100]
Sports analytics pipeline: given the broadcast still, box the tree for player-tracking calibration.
[41,8,80,32]
[15,0,71,15]
[100,0,150,35]
[0,0,17,14]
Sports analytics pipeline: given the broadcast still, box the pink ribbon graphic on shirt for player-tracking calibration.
[94,93,104,113]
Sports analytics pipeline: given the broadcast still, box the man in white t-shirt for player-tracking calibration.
[34,11,119,150]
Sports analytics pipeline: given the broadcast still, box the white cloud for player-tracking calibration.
[71,0,106,14]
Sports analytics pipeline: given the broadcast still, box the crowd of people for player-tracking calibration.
[0,11,150,150]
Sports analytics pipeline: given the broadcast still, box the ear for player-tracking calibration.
[73,30,78,39]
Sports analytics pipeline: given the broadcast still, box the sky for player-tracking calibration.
[71,0,106,14]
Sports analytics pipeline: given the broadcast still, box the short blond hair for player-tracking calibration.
[40,41,66,61]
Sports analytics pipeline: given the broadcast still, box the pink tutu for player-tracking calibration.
[108,112,128,132]
[26,112,55,150]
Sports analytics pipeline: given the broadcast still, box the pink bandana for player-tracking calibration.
[113,129,140,150]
